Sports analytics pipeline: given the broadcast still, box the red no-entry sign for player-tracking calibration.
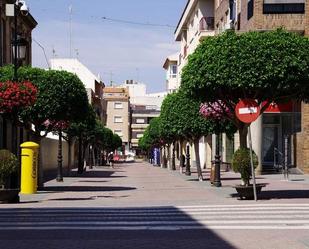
[236,99,260,124]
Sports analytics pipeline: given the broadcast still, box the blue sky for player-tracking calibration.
[28,0,187,93]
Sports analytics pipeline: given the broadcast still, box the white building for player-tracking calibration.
[175,0,215,80]
[163,53,179,93]
[122,80,167,108]
[167,0,221,169]
[50,58,105,121]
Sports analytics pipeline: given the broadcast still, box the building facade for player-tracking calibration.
[163,53,179,93]
[103,87,130,154]
[122,80,166,154]
[130,104,161,153]
[172,0,306,173]
[0,0,37,154]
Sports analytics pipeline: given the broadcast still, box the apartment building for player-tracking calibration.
[175,0,215,77]
[173,0,306,173]
[163,53,179,93]
[130,104,161,153]
[122,80,166,154]
[0,0,37,154]
[103,87,130,153]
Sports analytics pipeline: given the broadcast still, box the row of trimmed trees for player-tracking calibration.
[140,29,309,184]
[0,65,122,182]
[139,90,235,180]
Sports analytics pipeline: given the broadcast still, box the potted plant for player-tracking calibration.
[232,148,265,199]
[0,150,19,203]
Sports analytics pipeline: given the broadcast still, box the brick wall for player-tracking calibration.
[215,0,306,32]
[215,0,229,32]
[296,103,309,173]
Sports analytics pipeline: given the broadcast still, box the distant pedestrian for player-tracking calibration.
[108,152,114,168]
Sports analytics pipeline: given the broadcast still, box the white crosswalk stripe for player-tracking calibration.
[0,204,308,230]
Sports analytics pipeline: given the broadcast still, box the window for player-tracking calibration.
[114,116,123,123]
[263,1,305,14]
[248,0,254,20]
[114,102,123,109]
[171,65,177,74]
[170,64,177,78]
[137,133,143,139]
[114,130,123,137]
[136,118,145,124]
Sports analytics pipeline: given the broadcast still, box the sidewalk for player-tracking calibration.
[1,161,308,208]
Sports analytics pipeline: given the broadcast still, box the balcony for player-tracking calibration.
[131,123,149,129]
[198,17,215,40]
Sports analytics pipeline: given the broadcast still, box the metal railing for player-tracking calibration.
[199,17,215,31]
[273,135,290,180]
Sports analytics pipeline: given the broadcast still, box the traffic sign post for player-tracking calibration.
[236,99,260,202]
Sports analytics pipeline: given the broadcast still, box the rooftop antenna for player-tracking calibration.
[52,46,57,58]
[69,4,73,58]
[110,71,114,86]
[75,48,79,59]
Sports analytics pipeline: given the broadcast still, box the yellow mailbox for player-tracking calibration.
[20,142,39,194]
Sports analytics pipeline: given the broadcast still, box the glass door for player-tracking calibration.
[262,125,280,166]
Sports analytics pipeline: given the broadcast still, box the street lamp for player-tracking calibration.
[213,133,222,187]
[185,144,191,176]
[6,0,29,80]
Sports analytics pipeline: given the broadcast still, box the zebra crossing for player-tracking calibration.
[0,204,308,230]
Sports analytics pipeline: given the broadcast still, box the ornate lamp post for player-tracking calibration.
[12,37,28,80]
[185,144,191,176]
[213,133,222,187]
[6,0,29,80]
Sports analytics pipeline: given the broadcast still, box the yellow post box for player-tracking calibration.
[20,142,39,194]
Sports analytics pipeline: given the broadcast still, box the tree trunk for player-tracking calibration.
[239,124,248,149]
[89,145,93,169]
[92,146,96,167]
[56,131,63,182]
[83,143,89,170]
[163,146,167,168]
[167,144,171,170]
[179,140,184,173]
[78,135,83,174]
[194,138,203,181]
[172,142,176,171]
[67,138,72,176]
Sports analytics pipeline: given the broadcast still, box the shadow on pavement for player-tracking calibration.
[43,186,136,192]
[258,190,309,200]
[78,180,109,183]
[0,206,237,249]
[230,189,309,200]
[69,170,127,178]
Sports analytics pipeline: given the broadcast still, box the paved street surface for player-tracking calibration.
[0,162,309,249]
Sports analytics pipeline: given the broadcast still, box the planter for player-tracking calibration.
[0,189,19,203]
[234,184,266,200]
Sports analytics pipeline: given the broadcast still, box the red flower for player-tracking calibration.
[0,81,37,113]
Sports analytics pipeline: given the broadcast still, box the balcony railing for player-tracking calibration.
[199,17,215,32]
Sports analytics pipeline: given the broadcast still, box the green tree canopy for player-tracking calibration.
[0,65,89,137]
[181,29,309,147]
[111,134,123,151]
[139,117,162,150]
[160,90,235,179]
